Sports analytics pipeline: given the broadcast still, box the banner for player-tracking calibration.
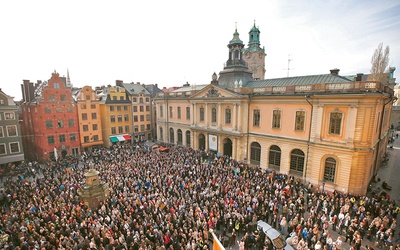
[211,231,225,250]
[209,134,218,151]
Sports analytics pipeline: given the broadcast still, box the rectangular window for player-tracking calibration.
[110,115,115,122]
[60,95,66,101]
[68,119,74,127]
[93,135,99,141]
[140,106,144,112]
[186,107,190,120]
[81,104,87,109]
[5,112,15,120]
[146,124,150,130]
[44,108,52,113]
[160,106,163,117]
[83,125,89,132]
[111,127,116,134]
[329,112,343,135]
[49,95,55,101]
[146,114,150,121]
[46,120,53,129]
[59,134,66,143]
[0,144,5,155]
[112,96,117,100]
[84,136,89,143]
[140,115,144,122]
[110,106,114,111]
[253,109,260,126]
[48,136,55,144]
[177,107,181,119]
[200,107,204,122]
[91,104,96,109]
[211,107,217,123]
[140,125,145,131]
[54,82,60,89]
[133,97,137,102]
[225,108,231,124]
[124,114,129,121]
[117,115,122,122]
[117,106,121,111]
[295,111,305,131]
[57,120,64,128]
[66,107,73,112]
[86,95,90,100]
[56,108,63,113]
[134,116,138,122]
[9,142,20,153]
[146,106,150,111]
[125,125,130,133]
[124,105,128,111]
[119,96,124,100]
[6,125,17,136]
[0,127,3,137]
[134,125,139,132]
[82,113,88,120]
[139,98,143,103]
[91,113,97,119]
[70,134,76,141]
[272,110,281,128]
[118,126,123,133]
[146,97,149,102]
[133,106,138,112]
[92,124,98,130]
[169,107,173,118]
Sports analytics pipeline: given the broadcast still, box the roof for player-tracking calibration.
[172,84,208,92]
[246,74,352,88]
[122,83,150,95]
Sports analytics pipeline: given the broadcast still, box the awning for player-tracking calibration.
[110,136,119,143]
[116,135,125,141]
[123,135,132,140]
[155,147,169,152]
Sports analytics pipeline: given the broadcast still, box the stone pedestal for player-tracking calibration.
[77,169,109,209]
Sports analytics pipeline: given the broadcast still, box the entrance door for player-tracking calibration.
[198,134,205,150]
[223,138,233,157]
[62,150,67,158]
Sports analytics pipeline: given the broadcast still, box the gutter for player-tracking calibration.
[304,95,314,182]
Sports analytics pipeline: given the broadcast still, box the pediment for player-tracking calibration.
[190,84,242,99]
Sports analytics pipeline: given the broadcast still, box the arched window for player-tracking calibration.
[290,149,305,175]
[250,142,261,165]
[268,145,281,170]
[159,127,163,141]
[186,131,191,147]
[324,157,336,182]
[177,129,182,145]
[200,107,205,122]
[169,128,174,144]
[211,107,217,123]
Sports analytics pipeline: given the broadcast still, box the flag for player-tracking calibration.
[211,231,225,250]
[54,147,58,161]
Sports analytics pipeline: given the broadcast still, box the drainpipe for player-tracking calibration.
[166,96,169,144]
[304,95,314,183]
[245,94,253,165]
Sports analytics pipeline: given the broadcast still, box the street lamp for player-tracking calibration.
[321,179,326,193]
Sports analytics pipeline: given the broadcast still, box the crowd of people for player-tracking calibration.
[0,143,399,250]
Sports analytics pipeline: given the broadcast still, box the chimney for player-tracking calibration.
[115,80,123,87]
[356,73,363,81]
[330,68,340,75]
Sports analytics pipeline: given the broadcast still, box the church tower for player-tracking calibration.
[243,22,266,80]
[218,27,254,87]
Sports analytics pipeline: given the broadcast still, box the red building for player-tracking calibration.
[21,71,80,161]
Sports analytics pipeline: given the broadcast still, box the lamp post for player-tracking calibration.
[321,179,326,193]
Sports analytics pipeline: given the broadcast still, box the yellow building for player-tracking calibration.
[74,86,104,151]
[99,85,132,148]
[155,26,397,195]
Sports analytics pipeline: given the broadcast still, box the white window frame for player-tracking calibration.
[0,143,6,155]
[9,142,20,154]
[4,112,15,120]
[6,125,17,137]
[0,126,3,137]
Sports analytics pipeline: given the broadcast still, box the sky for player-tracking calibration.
[1,0,399,100]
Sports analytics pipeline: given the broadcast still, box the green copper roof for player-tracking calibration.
[229,29,243,45]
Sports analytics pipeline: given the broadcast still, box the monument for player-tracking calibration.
[77,169,110,209]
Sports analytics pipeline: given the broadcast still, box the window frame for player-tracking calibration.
[329,111,343,135]
[0,143,6,155]
[272,109,281,129]
[6,125,17,137]
[295,110,306,131]
[199,107,204,122]
[253,109,260,126]
[225,108,231,124]
[324,157,337,182]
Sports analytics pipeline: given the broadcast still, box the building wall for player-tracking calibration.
[131,93,151,142]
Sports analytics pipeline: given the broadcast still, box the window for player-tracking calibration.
[119,96,124,100]
[91,113,97,119]
[177,107,181,119]
[139,98,143,103]
[60,95,67,101]
[253,109,260,126]
[56,108,63,113]
[295,111,305,131]
[93,135,99,141]
[49,95,55,101]
[186,131,191,147]
[134,125,138,132]
[268,145,281,170]
[0,144,5,155]
[250,142,261,165]
[211,107,217,123]
[0,127,3,137]
[91,104,96,109]
[70,134,76,141]
[132,106,137,112]
[9,142,20,153]
[91,124,97,131]
[146,97,149,102]
[138,106,143,112]
[272,110,281,128]
[177,129,182,145]
[112,96,117,100]
[118,126,123,133]
[82,113,88,120]
[125,125,130,133]
[124,105,128,111]
[160,106,163,117]
[84,136,89,143]
[117,106,121,111]
[44,108,52,113]
[66,107,73,112]
[5,112,15,120]
[68,119,74,127]
[146,106,150,111]
[146,124,150,130]
[169,107,173,118]
[140,125,145,131]
[290,149,305,175]
[133,97,137,102]
[111,127,116,134]
[225,108,231,124]
[124,114,129,121]
[6,125,17,136]
[117,115,122,122]
[83,125,89,132]
[200,107,204,122]
[54,82,60,89]
[110,115,115,123]
[81,104,87,109]
[140,115,144,122]
[48,136,55,144]
[59,134,66,143]
[324,157,336,182]
[46,120,53,129]
[134,116,138,122]
[169,128,174,144]
[329,112,343,135]
[86,95,90,100]
[57,120,64,128]
[159,127,163,140]
[110,106,114,111]
[146,114,150,121]
[186,107,190,120]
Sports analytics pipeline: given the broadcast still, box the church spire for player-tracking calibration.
[66,68,72,87]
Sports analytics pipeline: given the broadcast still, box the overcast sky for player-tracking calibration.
[1,0,399,100]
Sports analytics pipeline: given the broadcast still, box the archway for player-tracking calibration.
[223,138,233,157]
[61,150,67,159]
[198,134,205,150]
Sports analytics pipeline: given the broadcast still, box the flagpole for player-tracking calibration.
[210,229,225,250]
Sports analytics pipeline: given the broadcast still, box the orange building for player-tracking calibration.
[155,25,397,195]
[74,86,104,151]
